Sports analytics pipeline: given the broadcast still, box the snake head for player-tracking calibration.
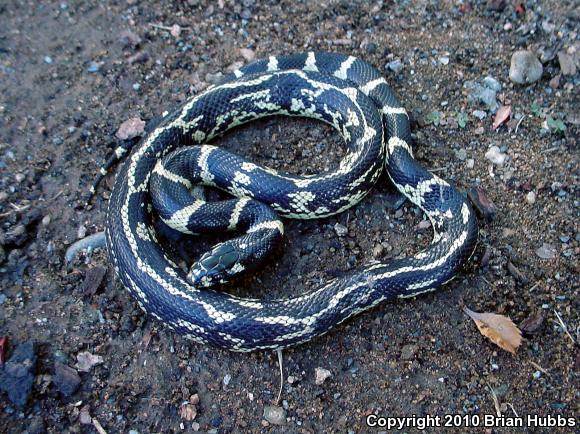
[188,242,243,288]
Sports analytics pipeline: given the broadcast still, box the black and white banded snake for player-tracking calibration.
[97,52,479,352]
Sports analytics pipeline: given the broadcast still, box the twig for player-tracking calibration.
[530,361,550,376]
[92,417,108,434]
[149,23,190,32]
[0,203,31,217]
[514,115,525,133]
[553,310,576,344]
[527,281,541,292]
[64,232,106,265]
[51,190,64,201]
[275,349,284,405]
[428,167,449,173]
[506,403,519,418]
[540,145,560,154]
[486,383,502,417]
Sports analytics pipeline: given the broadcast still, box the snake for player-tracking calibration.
[100,52,479,352]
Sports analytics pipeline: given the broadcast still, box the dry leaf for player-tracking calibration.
[464,306,522,353]
[492,105,512,130]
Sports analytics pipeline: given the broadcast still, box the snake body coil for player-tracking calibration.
[105,52,478,351]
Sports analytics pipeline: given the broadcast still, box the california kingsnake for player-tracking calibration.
[102,52,478,352]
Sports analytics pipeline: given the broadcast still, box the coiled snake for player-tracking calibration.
[101,52,478,352]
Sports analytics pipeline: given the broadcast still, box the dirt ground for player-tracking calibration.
[0,1,578,433]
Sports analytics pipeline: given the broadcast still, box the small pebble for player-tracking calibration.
[482,76,501,92]
[116,117,146,140]
[473,110,487,120]
[263,405,286,425]
[372,243,384,258]
[87,61,101,73]
[386,59,403,73]
[455,148,467,161]
[53,362,81,397]
[509,51,543,84]
[535,243,556,259]
[77,225,87,239]
[132,83,141,91]
[557,51,577,76]
[526,191,536,204]
[239,48,255,62]
[44,56,53,64]
[223,374,231,386]
[485,146,506,165]
[438,56,449,65]
[315,367,332,385]
[466,158,475,169]
[334,223,348,237]
[119,30,142,48]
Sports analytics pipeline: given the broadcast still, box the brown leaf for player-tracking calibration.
[492,105,512,130]
[464,306,522,354]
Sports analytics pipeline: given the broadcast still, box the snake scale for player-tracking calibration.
[101,52,479,352]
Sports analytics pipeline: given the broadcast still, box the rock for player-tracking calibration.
[507,262,529,285]
[364,42,377,54]
[557,51,577,76]
[223,374,231,386]
[75,351,104,372]
[468,186,496,223]
[79,406,92,424]
[535,243,556,259]
[509,51,543,84]
[127,51,150,65]
[455,148,467,161]
[372,243,384,258]
[315,367,332,385]
[116,117,146,140]
[484,146,506,165]
[239,48,255,62]
[482,76,501,92]
[53,362,81,396]
[386,59,403,73]
[25,416,45,434]
[179,402,197,421]
[526,191,536,204]
[334,223,348,237]
[400,344,419,360]
[464,80,500,112]
[0,341,36,408]
[205,72,224,84]
[520,312,545,335]
[80,266,107,295]
[119,30,142,48]
[472,110,487,120]
[87,61,102,73]
[263,405,286,425]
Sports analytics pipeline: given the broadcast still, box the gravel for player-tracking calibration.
[0,1,577,432]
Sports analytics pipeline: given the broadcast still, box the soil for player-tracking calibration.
[0,1,578,433]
